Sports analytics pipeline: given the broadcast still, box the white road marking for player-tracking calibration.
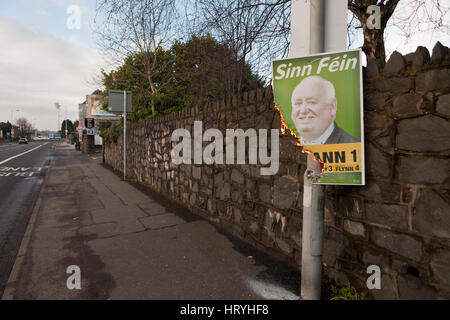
[0,143,48,165]
[0,167,31,171]
[0,172,34,177]
[0,166,46,178]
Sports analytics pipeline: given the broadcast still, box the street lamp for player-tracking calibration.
[11,108,20,124]
[65,105,68,138]
[55,102,61,135]
[31,117,37,136]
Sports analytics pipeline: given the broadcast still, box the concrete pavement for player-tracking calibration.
[2,142,300,300]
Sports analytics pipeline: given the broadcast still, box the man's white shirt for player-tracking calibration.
[300,122,335,146]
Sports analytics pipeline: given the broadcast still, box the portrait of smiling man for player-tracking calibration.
[291,75,360,146]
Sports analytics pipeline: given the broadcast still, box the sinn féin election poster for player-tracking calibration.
[272,49,365,185]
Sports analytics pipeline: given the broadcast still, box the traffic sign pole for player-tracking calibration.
[107,89,132,181]
[123,90,126,181]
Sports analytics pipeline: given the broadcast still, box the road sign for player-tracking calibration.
[108,90,132,114]
[272,49,365,185]
[85,118,95,128]
[87,129,95,136]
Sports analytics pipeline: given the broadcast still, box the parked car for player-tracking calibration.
[18,138,28,144]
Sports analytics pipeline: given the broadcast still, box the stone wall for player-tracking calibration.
[104,43,450,299]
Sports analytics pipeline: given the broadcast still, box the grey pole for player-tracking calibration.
[290,0,326,300]
[123,90,126,181]
[301,154,325,300]
[299,0,348,300]
[55,103,61,135]
[65,106,68,139]
[300,0,325,301]
[309,0,325,54]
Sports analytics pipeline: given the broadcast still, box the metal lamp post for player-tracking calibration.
[55,102,61,135]
[290,0,348,300]
[11,109,20,125]
[65,105,68,139]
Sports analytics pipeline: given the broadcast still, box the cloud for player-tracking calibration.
[35,9,49,16]
[0,13,108,130]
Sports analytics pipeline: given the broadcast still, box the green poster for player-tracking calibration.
[272,49,365,185]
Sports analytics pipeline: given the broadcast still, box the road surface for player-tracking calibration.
[0,141,55,295]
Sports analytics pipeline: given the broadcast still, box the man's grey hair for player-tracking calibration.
[291,75,336,104]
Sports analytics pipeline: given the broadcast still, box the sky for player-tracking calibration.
[0,0,108,131]
[0,0,448,131]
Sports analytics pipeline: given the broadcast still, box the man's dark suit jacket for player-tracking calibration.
[325,122,360,144]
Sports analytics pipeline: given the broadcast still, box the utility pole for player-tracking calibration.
[11,109,20,125]
[55,103,61,135]
[290,0,347,300]
[65,105,68,138]
[123,90,127,181]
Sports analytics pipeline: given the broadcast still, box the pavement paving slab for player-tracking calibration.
[2,142,301,300]
[139,213,186,230]
[137,201,166,216]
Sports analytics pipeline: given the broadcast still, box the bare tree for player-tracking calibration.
[192,0,448,71]
[348,0,400,62]
[192,0,291,84]
[16,118,33,138]
[94,0,448,91]
[349,0,449,61]
[95,0,178,114]
[385,0,449,49]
